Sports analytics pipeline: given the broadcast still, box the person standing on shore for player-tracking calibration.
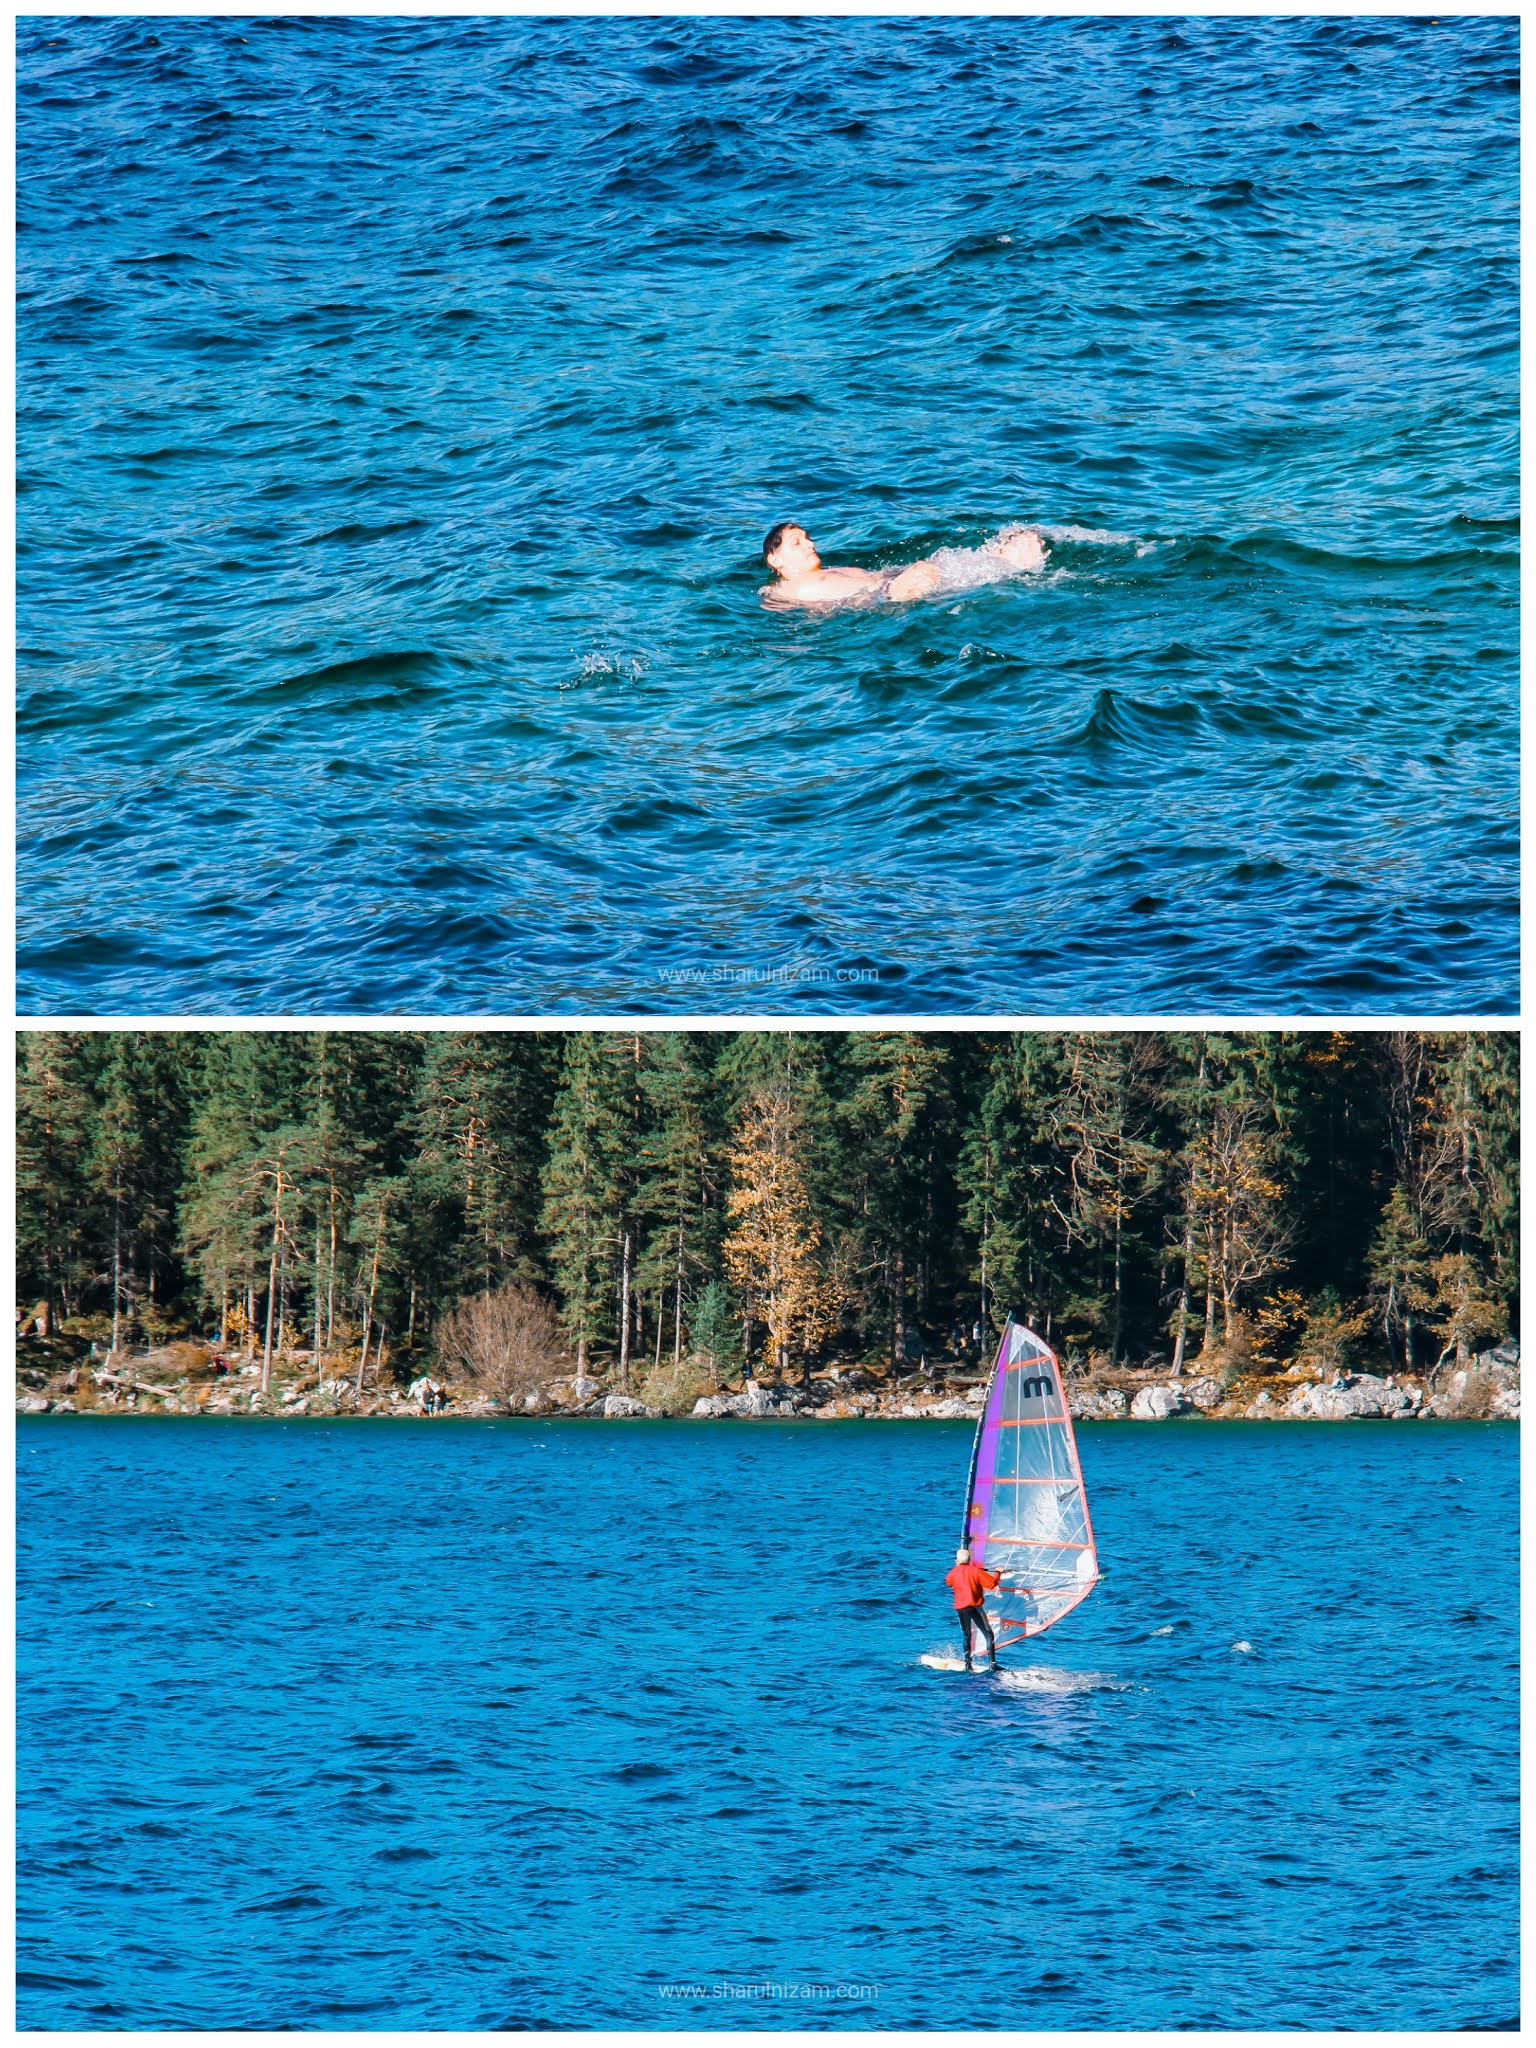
[945,1545,1002,1669]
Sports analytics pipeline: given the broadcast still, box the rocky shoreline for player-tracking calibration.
[16,1346,1520,1424]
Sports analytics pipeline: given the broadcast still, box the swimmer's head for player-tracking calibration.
[763,521,819,577]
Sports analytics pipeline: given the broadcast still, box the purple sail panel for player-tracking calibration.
[963,1326,1011,1555]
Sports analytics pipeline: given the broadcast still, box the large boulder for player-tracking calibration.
[726,1380,780,1418]
[1245,1389,1279,1419]
[1286,1373,1414,1420]
[691,1394,732,1417]
[602,1393,653,1419]
[17,1395,50,1415]
[1182,1376,1226,1413]
[1426,1362,1517,1420]
[1071,1387,1128,1420]
[1131,1383,1194,1420]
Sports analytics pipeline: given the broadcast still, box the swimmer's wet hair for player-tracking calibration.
[763,521,799,568]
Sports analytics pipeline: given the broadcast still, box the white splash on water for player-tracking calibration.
[1151,1624,1175,1636]
[997,1666,1126,1694]
[926,529,1050,594]
[1231,1640,1255,1654]
[563,651,648,689]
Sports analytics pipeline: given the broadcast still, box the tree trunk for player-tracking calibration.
[674,1217,685,1367]
[261,1223,280,1394]
[979,1174,991,1338]
[1171,1214,1194,1377]
[618,1229,632,1390]
[893,1247,906,1377]
[1174,1041,1208,1375]
[327,1180,337,1350]
[355,1204,386,1398]
[313,1222,324,1365]
[1122,1163,1130,1368]
[110,1194,123,1359]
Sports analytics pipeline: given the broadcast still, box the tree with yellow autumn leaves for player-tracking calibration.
[722,1086,837,1381]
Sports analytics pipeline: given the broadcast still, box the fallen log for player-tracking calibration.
[94,1371,186,1402]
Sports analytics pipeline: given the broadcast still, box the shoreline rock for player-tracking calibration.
[15,1348,1518,1424]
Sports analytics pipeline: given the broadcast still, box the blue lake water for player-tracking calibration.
[17,1417,1518,2031]
[16,16,1519,1016]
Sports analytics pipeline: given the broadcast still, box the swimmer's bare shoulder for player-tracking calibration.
[761,563,889,607]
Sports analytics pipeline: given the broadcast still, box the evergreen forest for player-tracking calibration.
[15,1030,1518,1387]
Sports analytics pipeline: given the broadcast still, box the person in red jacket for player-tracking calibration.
[945,1545,1002,1669]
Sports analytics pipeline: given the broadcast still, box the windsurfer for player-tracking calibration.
[760,521,1046,607]
[945,1545,1002,1669]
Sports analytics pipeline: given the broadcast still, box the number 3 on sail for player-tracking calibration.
[962,1320,1100,1646]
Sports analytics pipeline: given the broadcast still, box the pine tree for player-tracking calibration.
[540,1037,629,1372]
[16,1033,96,1333]
[409,1033,556,1302]
[89,1035,195,1356]
[180,1035,309,1350]
[843,1033,951,1370]
[638,1034,722,1369]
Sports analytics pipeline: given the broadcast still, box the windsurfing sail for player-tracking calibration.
[962,1320,1099,1647]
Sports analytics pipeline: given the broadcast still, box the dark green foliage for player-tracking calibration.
[14,1030,1520,1376]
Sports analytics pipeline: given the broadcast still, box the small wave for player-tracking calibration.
[997,1667,1126,1694]
[1037,522,1138,546]
[245,649,453,707]
[1075,686,1205,752]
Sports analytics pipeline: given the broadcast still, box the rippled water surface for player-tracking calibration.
[17,17,1518,1013]
[17,1418,1517,2030]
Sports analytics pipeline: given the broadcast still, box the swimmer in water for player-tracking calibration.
[760,521,1046,607]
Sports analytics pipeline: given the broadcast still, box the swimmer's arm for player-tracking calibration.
[885,559,941,601]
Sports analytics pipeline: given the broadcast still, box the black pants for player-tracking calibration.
[957,1604,996,1662]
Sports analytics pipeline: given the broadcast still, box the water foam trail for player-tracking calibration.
[996,1665,1127,1693]
[920,1648,1126,1690]
[1036,522,1138,546]
[926,527,1054,593]
[925,522,1146,594]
